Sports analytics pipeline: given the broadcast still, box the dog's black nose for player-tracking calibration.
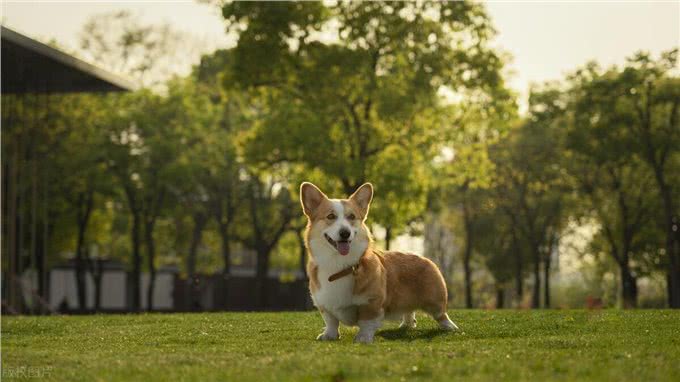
[339,228,351,240]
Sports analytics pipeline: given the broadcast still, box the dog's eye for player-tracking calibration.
[327,213,337,220]
[347,214,356,220]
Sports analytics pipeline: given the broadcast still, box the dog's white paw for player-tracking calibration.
[400,312,417,329]
[353,332,374,344]
[440,319,459,331]
[316,331,339,341]
[399,320,417,329]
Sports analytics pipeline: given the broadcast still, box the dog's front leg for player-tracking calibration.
[354,302,383,344]
[317,309,340,341]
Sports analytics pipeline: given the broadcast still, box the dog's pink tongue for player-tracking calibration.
[337,242,351,256]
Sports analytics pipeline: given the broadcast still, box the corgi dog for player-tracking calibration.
[300,182,458,344]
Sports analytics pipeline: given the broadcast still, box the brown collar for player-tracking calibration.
[328,263,360,282]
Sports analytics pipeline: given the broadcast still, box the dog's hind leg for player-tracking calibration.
[435,312,459,331]
[399,312,417,329]
[425,305,459,331]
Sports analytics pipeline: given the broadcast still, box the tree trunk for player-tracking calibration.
[255,247,270,310]
[74,226,87,312]
[17,127,28,313]
[245,177,293,311]
[462,194,474,309]
[74,191,94,313]
[30,153,38,314]
[664,214,679,308]
[514,254,523,307]
[621,266,638,309]
[664,210,680,308]
[463,252,473,309]
[187,212,207,311]
[7,133,21,312]
[531,247,541,309]
[218,223,231,311]
[93,260,103,312]
[40,165,49,314]
[219,223,231,276]
[2,159,9,282]
[495,286,505,309]
[85,257,103,312]
[297,229,307,278]
[543,249,551,309]
[384,226,392,251]
[620,231,639,309]
[130,210,142,312]
[645,142,679,308]
[36,227,47,314]
[145,222,156,311]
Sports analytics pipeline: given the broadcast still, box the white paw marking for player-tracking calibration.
[440,318,459,331]
[353,331,374,344]
[399,320,417,329]
[317,331,340,341]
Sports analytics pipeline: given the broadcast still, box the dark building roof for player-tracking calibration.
[1,25,136,94]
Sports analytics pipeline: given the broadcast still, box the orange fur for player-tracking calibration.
[352,248,450,320]
[300,182,457,343]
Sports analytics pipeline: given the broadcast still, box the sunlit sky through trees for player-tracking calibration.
[2,1,678,113]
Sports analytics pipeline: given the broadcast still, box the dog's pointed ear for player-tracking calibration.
[300,182,328,217]
[349,183,373,216]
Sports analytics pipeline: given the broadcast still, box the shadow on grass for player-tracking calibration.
[376,327,449,342]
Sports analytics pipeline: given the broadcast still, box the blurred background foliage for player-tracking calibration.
[2,1,678,310]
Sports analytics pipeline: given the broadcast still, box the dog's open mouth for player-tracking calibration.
[324,233,351,256]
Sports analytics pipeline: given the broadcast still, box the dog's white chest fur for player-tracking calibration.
[309,225,369,326]
[312,270,368,326]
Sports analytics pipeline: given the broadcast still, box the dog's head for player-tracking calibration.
[300,182,373,257]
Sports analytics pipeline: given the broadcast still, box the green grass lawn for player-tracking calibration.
[3,310,680,381]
